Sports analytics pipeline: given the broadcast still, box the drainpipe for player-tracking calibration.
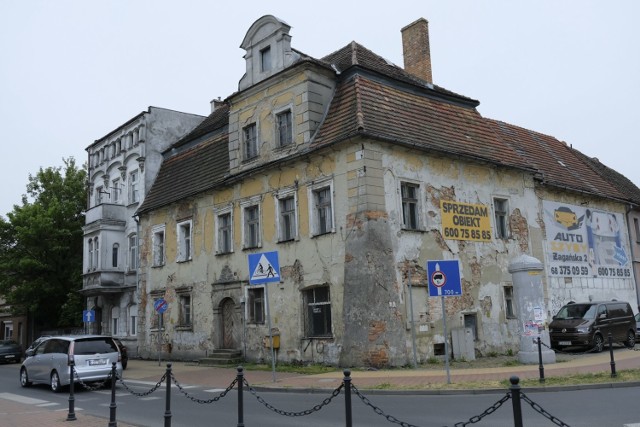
[624,204,640,311]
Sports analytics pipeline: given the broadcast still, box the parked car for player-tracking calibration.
[0,340,22,364]
[20,335,123,392]
[549,300,636,352]
[635,312,640,340]
[113,338,128,370]
[26,335,50,353]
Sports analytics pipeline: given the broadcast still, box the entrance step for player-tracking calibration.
[199,349,243,366]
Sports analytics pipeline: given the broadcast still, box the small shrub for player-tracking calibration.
[506,349,514,357]
[427,356,440,365]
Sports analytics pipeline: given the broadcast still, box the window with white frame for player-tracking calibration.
[243,204,261,249]
[276,110,292,147]
[504,285,516,318]
[276,193,297,242]
[247,286,265,324]
[93,237,99,269]
[112,178,120,203]
[177,220,192,262]
[216,210,233,254]
[152,226,165,266]
[128,234,137,271]
[112,243,119,268]
[129,305,137,336]
[111,307,119,336]
[178,293,192,327]
[95,186,104,205]
[635,218,640,243]
[494,198,509,239]
[243,123,258,160]
[400,181,420,230]
[88,239,94,270]
[303,286,332,337]
[129,170,139,204]
[309,181,334,236]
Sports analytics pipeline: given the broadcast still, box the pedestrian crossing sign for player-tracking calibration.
[248,251,280,285]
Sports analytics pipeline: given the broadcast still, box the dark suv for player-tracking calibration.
[549,300,636,352]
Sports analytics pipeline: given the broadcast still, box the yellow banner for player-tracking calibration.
[440,200,492,242]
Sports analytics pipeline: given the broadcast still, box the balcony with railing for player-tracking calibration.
[84,203,127,225]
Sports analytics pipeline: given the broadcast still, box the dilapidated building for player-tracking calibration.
[134,16,640,366]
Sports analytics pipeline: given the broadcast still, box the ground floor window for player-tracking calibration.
[248,287,265,324]
[304,286,332,337]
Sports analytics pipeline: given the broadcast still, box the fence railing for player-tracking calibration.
[65,362,578,427]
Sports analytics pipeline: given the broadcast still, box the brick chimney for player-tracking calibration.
[401,18,433,84]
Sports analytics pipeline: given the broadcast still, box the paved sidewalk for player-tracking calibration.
[2,348,640,426]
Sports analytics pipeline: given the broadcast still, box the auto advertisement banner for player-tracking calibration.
[543,201,631,279]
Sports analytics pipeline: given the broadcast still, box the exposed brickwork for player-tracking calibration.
[509,208,530,253]
[401,18,433,83]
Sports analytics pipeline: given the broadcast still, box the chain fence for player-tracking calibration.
[62,364,576,427]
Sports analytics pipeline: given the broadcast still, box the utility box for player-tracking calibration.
[451,327,475,361]
[263,333,280,349]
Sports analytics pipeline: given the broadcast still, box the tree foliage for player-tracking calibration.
[0,158,86,329]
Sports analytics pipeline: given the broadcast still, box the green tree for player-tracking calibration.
[0,158,86,330]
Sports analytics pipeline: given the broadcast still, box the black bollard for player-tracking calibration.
[537,337,545,383]
[67,360,76,421]
[510,376,523,427]
[164,363,172,427]
[237,366,244,427]
[109,362,117,427]
[344,369,352,427]
[608,333,617,377]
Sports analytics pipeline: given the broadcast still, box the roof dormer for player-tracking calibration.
[238,15,300,91]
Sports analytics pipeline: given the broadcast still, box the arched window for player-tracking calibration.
[93,237,99,269]
[88,239,94,270]
[112,243,119,268]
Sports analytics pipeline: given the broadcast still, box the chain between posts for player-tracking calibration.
[117,372,167,397]
[521,393,571,426]
[243,378,344,416]
[71,366,112,392]
[171,372,238,404]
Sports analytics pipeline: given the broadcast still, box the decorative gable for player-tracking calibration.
[238,15,300,91]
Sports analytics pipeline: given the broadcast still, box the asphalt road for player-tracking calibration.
[2,362,640,426]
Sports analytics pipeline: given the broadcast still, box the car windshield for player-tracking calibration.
[73,338,118,355]
[556,304,597,320]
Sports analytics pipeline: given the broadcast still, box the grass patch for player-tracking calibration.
[242,362,338,375]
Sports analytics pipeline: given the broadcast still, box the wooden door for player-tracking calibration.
[221,299,238,349]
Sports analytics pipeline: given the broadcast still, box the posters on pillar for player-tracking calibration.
[543,201,631,279]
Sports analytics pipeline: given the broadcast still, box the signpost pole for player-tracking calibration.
[265,284,276,382]
[158,312,162,367]
[407,270,418,368]
[441,295,451,384]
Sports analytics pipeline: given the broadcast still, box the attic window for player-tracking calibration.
[260,46,272,72]
[557,160,566,167]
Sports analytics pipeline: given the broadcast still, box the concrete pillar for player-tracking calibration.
[508,254,556,364]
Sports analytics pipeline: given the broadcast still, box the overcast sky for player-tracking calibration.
[1,1,639,218]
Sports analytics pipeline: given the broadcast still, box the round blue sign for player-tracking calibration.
[154,298,168,314]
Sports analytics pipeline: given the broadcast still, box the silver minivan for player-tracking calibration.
[20,335,123,392]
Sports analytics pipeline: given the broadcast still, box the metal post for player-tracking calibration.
[237,366,244,427]
[537,337,545,383]
[158,313,162,367]
[509,376,523,427]
[108,362,117,427]
[67,360,76,421]
[608,333,617,377]
[164,363,172,427]
[441,296,451,384]
[408,269,418,368]
[343,369,352,427]
[265,284,277,382]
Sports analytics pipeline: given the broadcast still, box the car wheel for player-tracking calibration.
[625,330,636,348]
[20,367,32,387]
[50,370,62,393]
[594,334,604,352]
